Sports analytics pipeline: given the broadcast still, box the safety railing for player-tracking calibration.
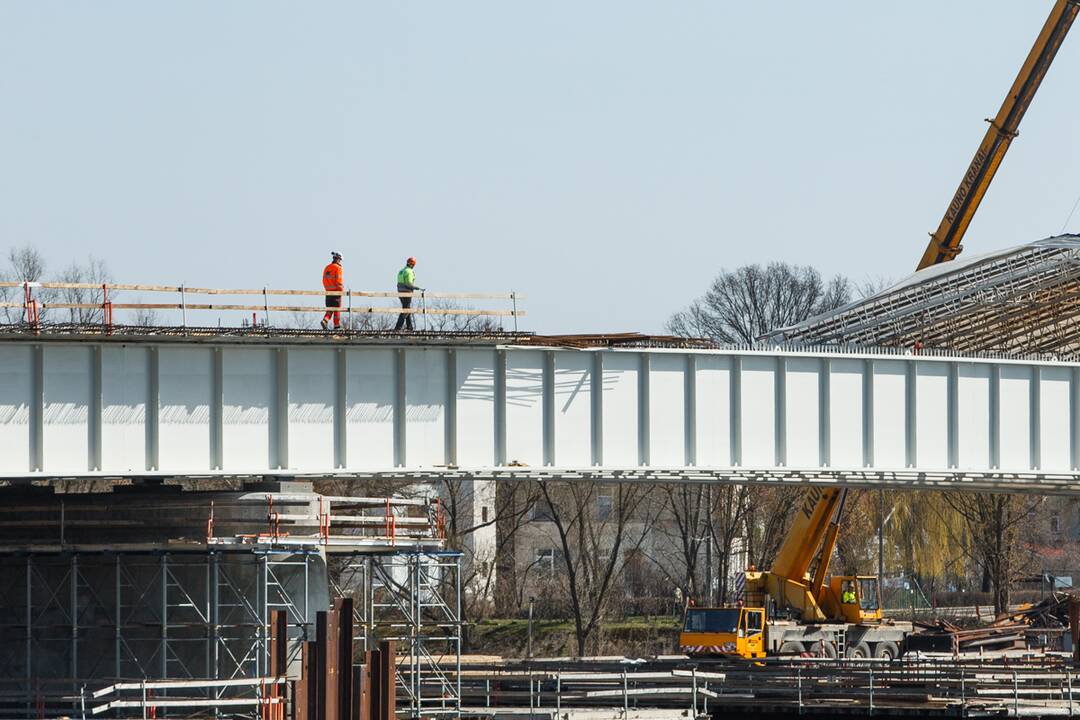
[90,677,287,718]
[204,493,446,551]
[454,656,1080,716]
[0,280,525,333]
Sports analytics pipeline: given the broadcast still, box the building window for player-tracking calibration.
[597,491,613,520]
[531,499,555,521]
[481,506,489,523]
[536,548,555,575]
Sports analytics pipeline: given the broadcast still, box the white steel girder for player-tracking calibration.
[1,338,1080,493]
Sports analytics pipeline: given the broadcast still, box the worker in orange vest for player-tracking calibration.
[321,252,344,331]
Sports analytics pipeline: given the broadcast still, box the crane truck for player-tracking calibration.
[680,1,1079,660]
[679,488,910,659]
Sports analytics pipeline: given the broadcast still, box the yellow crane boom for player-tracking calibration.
[917,0,1080,270]
[771,487,844,584]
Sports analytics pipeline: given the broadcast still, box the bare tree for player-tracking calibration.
[833,490,877,576]
[942,493,1045,614]
[744,486,800,570]
[313,476,416,501]
[7,245,46,282]
[666,262,850,343]
[286,309,319,329]
[437,477,539,649]
[416,298,503,334]
[647,484,709,603]
[131,298,159,327]
[708,485,751,604]
[536,480,657,656]
[0,245,49,323]
[348,311,395,331]
[637,484,750,607]
[56,256,112,324]
[857,275,896,300]
[0,250,114,326]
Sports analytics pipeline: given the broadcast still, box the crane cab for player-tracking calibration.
[679,606,766,658]
[827,576,883,624]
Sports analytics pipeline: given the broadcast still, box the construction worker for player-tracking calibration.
[841,584,857,605]
[394,257,422,331]
[321,252,344,331]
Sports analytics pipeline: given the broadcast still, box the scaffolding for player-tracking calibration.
[768,235,1080,356]
[0,548,321,717]
[0,490,463,719]
[330,550,463,719]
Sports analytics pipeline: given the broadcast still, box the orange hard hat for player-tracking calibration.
[406,257,416,267]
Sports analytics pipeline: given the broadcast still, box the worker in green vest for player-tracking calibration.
[394,257,421,331]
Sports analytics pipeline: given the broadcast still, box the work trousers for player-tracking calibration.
[394,296,413,331]
[323,294,342,328]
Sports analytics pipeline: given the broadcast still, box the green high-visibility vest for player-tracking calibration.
[397,267,415,286]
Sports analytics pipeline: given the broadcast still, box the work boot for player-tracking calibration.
[320,318,329,331]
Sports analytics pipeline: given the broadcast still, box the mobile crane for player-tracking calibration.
[679,487,910,659]
[681,1,1079,661]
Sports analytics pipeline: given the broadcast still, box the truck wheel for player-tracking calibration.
[873,641,899,660]
[779,641,806,655]
[815,640,838,658]
[845,642,871,659]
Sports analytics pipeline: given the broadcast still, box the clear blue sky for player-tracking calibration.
[1,1,1078,333]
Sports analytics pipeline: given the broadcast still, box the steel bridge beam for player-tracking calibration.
[1,338,1080,491]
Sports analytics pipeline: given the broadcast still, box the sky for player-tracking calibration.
[1,1,1079,334]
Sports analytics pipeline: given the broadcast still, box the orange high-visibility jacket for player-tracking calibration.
[322,262,343,292]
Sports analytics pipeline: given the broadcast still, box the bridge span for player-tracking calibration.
[1,331,1079,493]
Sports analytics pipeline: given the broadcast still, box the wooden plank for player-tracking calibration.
[0,280,522,300]
[0,301,523,316]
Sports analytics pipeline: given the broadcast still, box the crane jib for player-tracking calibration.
[943,147,991,228]
[800,486,824,520]
[918,0,1080,271]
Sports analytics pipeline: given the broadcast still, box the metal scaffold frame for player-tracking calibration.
[0,536,463,718]
[0,548,320,718]
[331,550,463,719]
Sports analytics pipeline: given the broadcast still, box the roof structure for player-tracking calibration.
[767,234,1080,356]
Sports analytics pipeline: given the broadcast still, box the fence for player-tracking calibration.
[91,677,287,718]
[0,280,525,332]
[456,656,1080,717]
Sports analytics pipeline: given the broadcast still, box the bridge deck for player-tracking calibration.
[1,330,1078,492]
